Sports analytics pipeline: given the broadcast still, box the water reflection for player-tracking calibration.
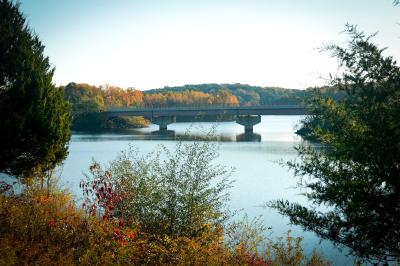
[73,127,266,142]
[236,132,262,142]
[63,116,353,265]
[151,129,176,138]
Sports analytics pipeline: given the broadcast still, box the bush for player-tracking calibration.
[0,187,330,265]
[0,135,330,265]
[0,187,122,265]
[226,215,330,266]
[82,139,233,238]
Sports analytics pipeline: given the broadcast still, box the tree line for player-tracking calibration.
[62,82,345,130]
[1,0,399,263]
[63,82,240,112]
[62,83,242,130]
[63,82,347,114]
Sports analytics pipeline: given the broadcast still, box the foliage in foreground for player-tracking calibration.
[270,25,400,263]
[0,0,71,178]
[81,139,233,238]
[0,138,330,265]
[0,186,330,266]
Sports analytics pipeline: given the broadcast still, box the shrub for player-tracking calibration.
[0,184,330,265]
[82,139,233,238]
[225,215,330,266]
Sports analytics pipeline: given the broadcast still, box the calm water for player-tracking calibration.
[59,115,353,265]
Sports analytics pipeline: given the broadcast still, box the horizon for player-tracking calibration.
[19,0,400,90]
[64,81,309,91]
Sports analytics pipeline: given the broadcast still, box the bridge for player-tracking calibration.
[103,105,306,133]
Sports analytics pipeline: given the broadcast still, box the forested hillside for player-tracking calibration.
[62,82,344,130]
[147,83,345,106]
[147,84,303,106]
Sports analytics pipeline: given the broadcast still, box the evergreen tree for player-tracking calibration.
[270,25,400,262]
[0,0,71,177]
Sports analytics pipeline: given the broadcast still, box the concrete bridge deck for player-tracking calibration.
[102,105,306,135]
[104,105,306,117]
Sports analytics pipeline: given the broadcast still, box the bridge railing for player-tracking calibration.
[105,104,303,112]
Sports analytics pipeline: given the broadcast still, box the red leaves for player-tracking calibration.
[244,254,271,266]
[81,162,126,221]
[0,181,13,194]
[114,228,121,236]
[48,219,57,227]
[118,219,125,228]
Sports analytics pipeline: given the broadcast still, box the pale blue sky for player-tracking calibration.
[19,0,400,90]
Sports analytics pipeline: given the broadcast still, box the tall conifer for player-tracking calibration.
[0,0,71,177]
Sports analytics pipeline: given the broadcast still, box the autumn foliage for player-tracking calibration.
[103,85,144,108]
[63,82,240,130]
[0,137,331,265]
[63,82,239,110]
[143,90,239,107]
[0,186,330,266]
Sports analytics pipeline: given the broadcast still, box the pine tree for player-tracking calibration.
[0,0,71,177]
[270,25,400,262]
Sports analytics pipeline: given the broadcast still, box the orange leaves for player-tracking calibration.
[0,189,329,265]
[113,227,137,247]
[103,85,143,108]
[125,231,136,240]
[143,89,239,107]
[66,81,240,111]
[36,195,50,203]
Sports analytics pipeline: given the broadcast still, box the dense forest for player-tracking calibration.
[63,82,344,130]
[147,83,346,106]
[147,84,302,106]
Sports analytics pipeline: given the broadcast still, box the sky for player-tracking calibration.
[19,0,400,90]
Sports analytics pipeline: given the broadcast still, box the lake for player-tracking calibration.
[59,115,354,265]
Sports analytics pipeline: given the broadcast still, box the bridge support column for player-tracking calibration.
[236,115,261,134]
[152,116,176,132]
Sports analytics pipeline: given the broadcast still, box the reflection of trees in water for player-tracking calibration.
[153,130,239,142]
[73,128,263,142]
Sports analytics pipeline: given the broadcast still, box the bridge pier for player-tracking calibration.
[152,116,176,132]
[236,115,261,134]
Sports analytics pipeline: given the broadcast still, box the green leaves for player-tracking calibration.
[84,138,233,238]
[0,0,71,178]
[270,25,400,262]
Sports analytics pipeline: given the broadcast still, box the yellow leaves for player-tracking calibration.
[35,194,50,203]
[0,190,329,265]
[143,90,239,107]
[103,86,143,108]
